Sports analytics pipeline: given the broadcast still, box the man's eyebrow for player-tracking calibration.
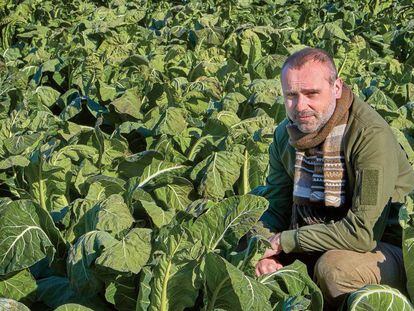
[285,90,298,95]
[301,88,320,93]
[285,88,320,95]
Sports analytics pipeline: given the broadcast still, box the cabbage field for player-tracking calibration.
[0,0,414,310]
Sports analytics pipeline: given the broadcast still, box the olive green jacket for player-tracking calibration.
[259,94,414,253]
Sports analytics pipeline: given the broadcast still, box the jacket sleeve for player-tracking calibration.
[280,125,408,253]
[254,127,293,239]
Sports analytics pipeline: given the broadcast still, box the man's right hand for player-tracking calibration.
[263,232,283,258]
[255,255,284,276]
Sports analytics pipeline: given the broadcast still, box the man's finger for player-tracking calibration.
[274,262,284,271]
[259,264,268,275]
[262,248,279,259]
[255,265,261,277]
[263,262,278,274]
[256,264,265,277]
[255,261,261,276]
[261,265,272,275]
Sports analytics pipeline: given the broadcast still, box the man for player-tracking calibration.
[254,47,414,309]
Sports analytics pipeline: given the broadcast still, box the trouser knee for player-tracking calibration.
[314,251,350,309]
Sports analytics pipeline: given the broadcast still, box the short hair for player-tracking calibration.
[281,48,338,85]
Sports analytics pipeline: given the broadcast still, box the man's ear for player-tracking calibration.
[334,78,343,99]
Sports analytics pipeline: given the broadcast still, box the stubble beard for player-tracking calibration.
[295,100,336,134]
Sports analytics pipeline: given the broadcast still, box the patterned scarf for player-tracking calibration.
[286,84,353,228]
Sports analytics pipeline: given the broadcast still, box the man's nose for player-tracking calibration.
[294,94,308,112]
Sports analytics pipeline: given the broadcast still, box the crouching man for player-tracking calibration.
[254,47,414,309]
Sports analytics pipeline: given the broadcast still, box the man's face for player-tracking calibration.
[281,61,343,133]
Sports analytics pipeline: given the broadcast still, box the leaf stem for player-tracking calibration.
[406,83,410,103]
[242,149,249,195]
[160,260,172,311]
[38,156,47,210]
[187,135,211,161]
[338,54,347,77]
[207,276,229,311]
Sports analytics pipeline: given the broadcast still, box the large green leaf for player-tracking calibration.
[136,266,153,311]
[84,175,126,201]
[238,147,269,195]
[0,269,37,304]
[203,252,272,311]
[121,153,188,189]
[94,131,129,168]
[36,276,75,308]
[152,107,188,136]
[118,151,163,179]
[73,194,134,239]
[33,86,60,107]
[152,177,195,211]
[399,196,414,302]
[4,133,42,155]
[221,92,247,113]
[50,145,99,165]
[191,150,245,200]
[247,79,282,108]
[342,285,413,311]
[391,128,414,165]
[366,87,399,120]
[139,200,175,229]
[95,228,152,274]
[64,199,95,243]
[239,29,262,65]
[54,304,94,311]
[258,261,323,311]
[25,155,71,212]
[203,111,241,135]
[67,231,117,296]
[105,275,137,311]
[313,22,350,41]
[139,159,189,188]
[190,194,268,251]
[0,298,30,311]
[151,135,188,164]
[0,155,30,169]
[148,226,203,311]
[110,88,143,120]
[227,115,275,141]
[0,200,63,275]
[37,275,111,310]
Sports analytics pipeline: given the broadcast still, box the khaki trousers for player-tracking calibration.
[279,242,406,310]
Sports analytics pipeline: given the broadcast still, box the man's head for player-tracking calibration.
[281,48,343,133]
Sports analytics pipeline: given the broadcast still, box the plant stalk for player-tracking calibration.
[38,156,47,211]
[160,260,172,311]
[242,149,249,195]
[207,276,229,311]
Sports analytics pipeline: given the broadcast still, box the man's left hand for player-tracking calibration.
[255,255,283,276]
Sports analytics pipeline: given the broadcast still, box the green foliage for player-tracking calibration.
[203,252,273,311]
[400,195,414,302]
[259,261,323,310]
[0,0,413,310]
[341,285,414,311]
[0,298,31,311]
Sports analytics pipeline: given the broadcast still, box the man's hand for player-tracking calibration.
[255,256,283,276]
[262,232,283,259]
[255,233,284,276]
